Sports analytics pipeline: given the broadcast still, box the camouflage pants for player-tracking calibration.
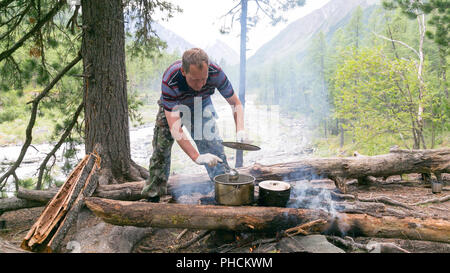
[141,102,229,198]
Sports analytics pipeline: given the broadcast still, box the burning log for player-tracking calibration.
[85,197,450,244]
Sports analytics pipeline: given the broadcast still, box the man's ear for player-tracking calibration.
[181,67,186,77]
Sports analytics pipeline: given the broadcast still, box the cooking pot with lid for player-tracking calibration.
[258,181,291,207]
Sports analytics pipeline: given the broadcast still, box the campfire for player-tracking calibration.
[2,147,448,253]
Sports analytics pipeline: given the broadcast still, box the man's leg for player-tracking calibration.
[141,106,174,199]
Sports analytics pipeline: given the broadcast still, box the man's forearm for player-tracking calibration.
[165,109,199,161]
[176,136,200,162]
[233,103,244,132]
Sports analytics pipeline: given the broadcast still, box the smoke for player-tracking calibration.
[285,167,338,217]
[284,168,357,236]
[170,179,214,204]
[288,180,337,216]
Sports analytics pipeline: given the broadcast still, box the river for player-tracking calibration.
[0,94,314,196]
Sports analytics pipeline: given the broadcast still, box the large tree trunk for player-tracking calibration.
[81,0,146,184]
[85,197,450,244]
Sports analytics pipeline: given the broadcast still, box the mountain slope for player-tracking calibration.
[248,0,379,67]
[153,23,239,65]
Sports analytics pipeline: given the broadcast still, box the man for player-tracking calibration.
[141,48,245,202]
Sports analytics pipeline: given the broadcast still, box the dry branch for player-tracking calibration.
[284,219,327,236]
[36,102,84,189]
[412,195,450,206]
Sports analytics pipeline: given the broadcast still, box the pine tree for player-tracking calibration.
[0,0,179,191]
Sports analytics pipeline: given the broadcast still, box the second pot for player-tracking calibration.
[258,181,291,207]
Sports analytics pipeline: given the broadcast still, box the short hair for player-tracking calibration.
[182,48,209,73]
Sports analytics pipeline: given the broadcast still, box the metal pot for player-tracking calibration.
[258,181,291,207]
[214,174,255,206]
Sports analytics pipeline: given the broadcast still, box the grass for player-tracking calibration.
[312,129,450,157]
[0,89,163,145]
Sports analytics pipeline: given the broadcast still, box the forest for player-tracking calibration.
[247,3,449,155]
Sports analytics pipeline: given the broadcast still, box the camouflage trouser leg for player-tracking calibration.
[191,107,229,181]
[141,106,174,198]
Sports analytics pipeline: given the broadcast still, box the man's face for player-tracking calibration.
[182,62,208,91]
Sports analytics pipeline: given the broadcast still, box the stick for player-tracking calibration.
[169,230,211,252]
[412,195,450,206]
[176,228,188,241]
[357,196,415,210]
[284,219,327,237]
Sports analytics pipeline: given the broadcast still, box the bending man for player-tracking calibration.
[141,48,245,202]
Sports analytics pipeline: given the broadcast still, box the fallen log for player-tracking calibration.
[0,196,44,214]
[85,197,450,244]
[0,188,57,213]
[78,148,450,196]
[9,148,450,206]
[17,187,59,203]
[243,148,450,193]
[45,169,99,252]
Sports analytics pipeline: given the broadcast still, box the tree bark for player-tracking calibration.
[84,197,450,244]
[81,0,143,183]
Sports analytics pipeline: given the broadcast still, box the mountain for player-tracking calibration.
[152,23,195,54]
[205,40,240,66]
[248,0,380,67]
[153,23,239,65]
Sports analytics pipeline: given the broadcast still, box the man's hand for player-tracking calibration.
[236,130,247,143]
[195,153,223,167]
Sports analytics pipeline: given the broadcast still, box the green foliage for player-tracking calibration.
[18,178,34,189]
[383,0,450,56]
[333,47,422,148]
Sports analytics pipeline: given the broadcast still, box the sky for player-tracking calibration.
[157,0,331,57]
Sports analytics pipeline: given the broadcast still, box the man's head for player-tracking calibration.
[181,48,209,91]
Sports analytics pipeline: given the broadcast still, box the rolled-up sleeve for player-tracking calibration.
[209,63,234,99]
[161,81,179,112]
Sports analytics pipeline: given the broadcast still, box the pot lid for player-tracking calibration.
[221,141,261,151]
[259,181,291,191]
[214,174,255,185]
